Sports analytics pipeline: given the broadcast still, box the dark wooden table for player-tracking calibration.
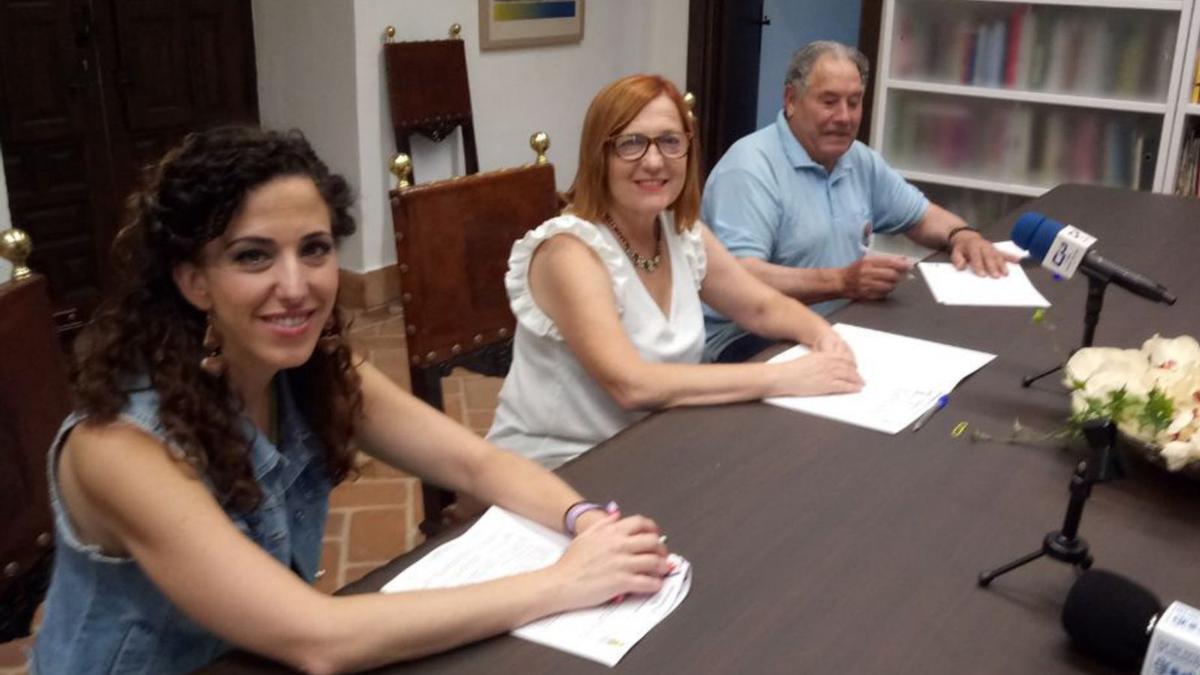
[210,185,1200,674]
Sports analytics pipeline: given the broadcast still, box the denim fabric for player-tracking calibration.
[31,373,330,675]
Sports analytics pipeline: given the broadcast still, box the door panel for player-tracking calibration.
[0,0,82,143]
[112,0,191,131]
[0,0,259,337]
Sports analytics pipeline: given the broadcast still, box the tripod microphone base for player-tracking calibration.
[1022,363,1063,388]
[978,531,1093,587]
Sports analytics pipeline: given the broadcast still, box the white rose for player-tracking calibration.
[1079,366,1152,400]
[1152,368,1200,410]
[1065,348,1145,386]
[1159,439,1200,471]
[1142,334,1200,370]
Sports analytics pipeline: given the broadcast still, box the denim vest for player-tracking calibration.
[31,374,331,675]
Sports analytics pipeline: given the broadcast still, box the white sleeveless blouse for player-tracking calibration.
[486,212,707,469]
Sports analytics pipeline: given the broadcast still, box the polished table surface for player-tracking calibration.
[210,185,1200,674]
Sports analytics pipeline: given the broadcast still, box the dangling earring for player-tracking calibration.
[200,314,227,376]
[318,314,341,355]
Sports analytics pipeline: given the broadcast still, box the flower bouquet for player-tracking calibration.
[1065,335,1200,474]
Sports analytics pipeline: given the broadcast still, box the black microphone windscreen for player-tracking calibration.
[1062,569,1164,670]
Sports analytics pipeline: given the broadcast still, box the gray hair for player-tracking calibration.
[785,41,870,93]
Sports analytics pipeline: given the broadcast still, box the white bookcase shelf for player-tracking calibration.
[888,79,1169,114]
[898,169,1049,197]
[872,0,1195,223]
[1164,1,1200,196]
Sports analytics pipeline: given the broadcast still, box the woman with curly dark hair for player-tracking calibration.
[31,126,669,675]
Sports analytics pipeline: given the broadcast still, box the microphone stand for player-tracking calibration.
[978,419,1124,587]
[1022,273,1110,388]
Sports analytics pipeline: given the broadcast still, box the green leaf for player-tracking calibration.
[1137,388,1175,434]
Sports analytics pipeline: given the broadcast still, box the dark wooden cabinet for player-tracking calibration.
[0,0,258,335]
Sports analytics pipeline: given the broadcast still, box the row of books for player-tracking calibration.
[891,2,1175,101]
[887,95,1156,191]
[1173,122,1200,196]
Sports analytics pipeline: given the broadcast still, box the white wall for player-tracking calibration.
[255,0,689,273]
[252,0,364,269]
[0,143,13,281]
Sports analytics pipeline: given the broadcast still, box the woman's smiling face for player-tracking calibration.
[605,94,688,223]
[174,174,339,380]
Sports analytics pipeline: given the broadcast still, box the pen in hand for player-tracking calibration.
[911,394,949,432]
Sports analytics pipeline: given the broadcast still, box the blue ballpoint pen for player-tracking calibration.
[911,394,949,432]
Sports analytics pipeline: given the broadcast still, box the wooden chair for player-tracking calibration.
[383,24,479,182]
[0,229,71,641]
[388,134,558,536]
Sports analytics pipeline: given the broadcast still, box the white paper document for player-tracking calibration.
[993,240,1030,260]
[382,507,692,667]
[765,324,996,434]
[918,261,1050,307]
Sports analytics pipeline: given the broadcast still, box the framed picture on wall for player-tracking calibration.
[479,0,585,50]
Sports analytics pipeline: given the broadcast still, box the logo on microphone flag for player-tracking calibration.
[1143,601,1200,675]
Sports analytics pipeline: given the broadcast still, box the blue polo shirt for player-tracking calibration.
[701,110,928,361]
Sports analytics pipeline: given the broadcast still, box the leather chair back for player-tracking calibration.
[0,271,71,641]
[389,158,558,535]
[384,27,479,181]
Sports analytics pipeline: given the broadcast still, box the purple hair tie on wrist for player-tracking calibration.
[563,501,607,536]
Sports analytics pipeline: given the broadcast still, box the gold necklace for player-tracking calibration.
[605,217,662,273]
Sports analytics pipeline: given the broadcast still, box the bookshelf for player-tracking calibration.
[871,0,1195,225]
[1164,1,1200,196]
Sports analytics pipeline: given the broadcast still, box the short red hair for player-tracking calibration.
[564,74,701,232]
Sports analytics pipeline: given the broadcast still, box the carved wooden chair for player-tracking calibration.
[0,229,71,642]
[388,134,558,536]
[383,24,479,182]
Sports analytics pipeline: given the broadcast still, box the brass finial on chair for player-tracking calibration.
[384,25,396,43]
[683,91,697,124]
[390,153,412,189]
[0,228,33,280]
[449,23,462,39]
[530,132,550,165]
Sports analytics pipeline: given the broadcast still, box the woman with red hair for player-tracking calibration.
[488,75,864,469]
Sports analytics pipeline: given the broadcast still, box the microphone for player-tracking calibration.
[1062,569,1200,673]
[1011,212,1177,305]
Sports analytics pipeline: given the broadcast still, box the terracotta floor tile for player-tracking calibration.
[442,393,466,425]
[463,377,504,410]
[347,508,412,563]
[466,409,496,434]
[355,458,414,480]
[324,510,347,539]
[441,376,464,396]
[328,479,410,510]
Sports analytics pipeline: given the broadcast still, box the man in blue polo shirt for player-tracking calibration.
[703,41,1013,362]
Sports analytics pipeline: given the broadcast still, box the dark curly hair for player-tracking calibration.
[73,126,362,512]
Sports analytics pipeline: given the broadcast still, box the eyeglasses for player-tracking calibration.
[608,132,691,161]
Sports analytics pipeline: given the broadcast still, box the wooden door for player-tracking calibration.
[98,0,259,211]
[0,0,258,335]
[0,0,112,330]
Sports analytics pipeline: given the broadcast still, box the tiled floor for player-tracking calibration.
[0,302,505,673]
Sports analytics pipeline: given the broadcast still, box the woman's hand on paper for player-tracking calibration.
[773,351,864,397]
[553,513,669,608]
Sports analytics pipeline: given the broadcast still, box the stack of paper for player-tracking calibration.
[383,507,692,667]
[765,324,996,434]
[918,261,1049,307]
